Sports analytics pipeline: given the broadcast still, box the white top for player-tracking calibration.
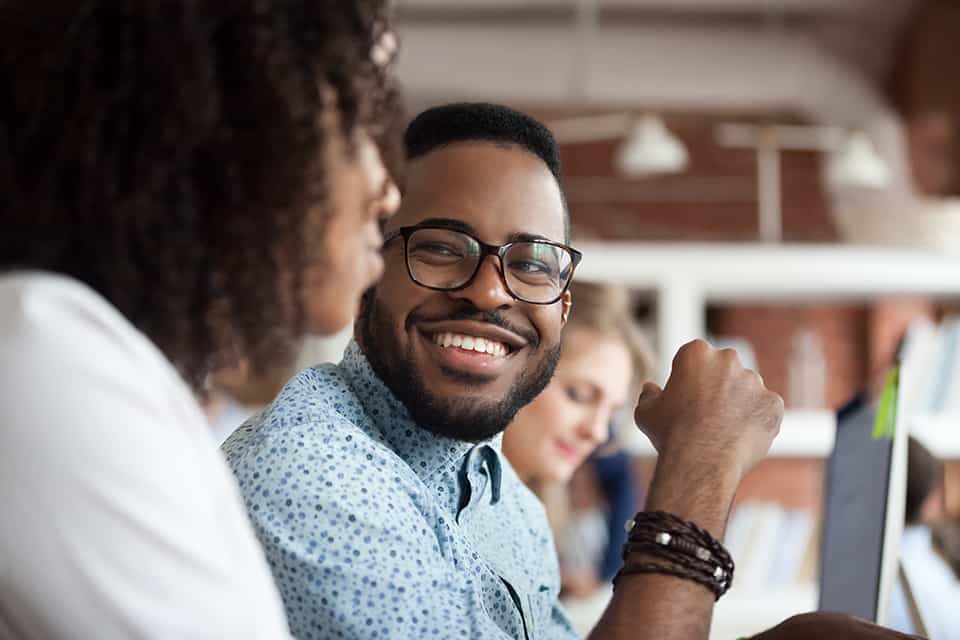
[0,273,290,639]
[888,525,960,640]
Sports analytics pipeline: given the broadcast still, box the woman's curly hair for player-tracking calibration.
[0,0,402,391]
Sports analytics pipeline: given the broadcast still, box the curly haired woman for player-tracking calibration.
[0,1,401,637]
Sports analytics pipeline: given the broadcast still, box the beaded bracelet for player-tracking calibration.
[613,511,735,601]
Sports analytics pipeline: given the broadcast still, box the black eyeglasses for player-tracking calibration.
[383,224,583,305]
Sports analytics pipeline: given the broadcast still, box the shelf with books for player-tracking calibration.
[895,316,960,458]
[576,241,960,460]
[575,241,960,381]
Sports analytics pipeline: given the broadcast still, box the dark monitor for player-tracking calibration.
[818,384,908,625]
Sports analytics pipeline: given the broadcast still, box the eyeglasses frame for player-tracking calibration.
[382,224,583,305]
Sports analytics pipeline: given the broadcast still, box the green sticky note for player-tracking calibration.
[872,367,899,441]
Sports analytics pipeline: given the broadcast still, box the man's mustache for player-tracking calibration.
[406,306,539,347]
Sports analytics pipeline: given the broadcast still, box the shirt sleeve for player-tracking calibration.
[226,422,519,640]
[0,279,291,639]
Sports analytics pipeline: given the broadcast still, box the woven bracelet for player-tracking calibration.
[615,511,735,600]
[613,560,727,600]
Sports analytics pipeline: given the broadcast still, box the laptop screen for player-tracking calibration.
[818,401,895,621]
[819,365,910,626]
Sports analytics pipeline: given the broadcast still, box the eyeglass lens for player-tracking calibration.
[405,227,573,303]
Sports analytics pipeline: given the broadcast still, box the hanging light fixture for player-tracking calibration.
[716,123,892,242]
[615,114,690,177]
[826,131,891,190]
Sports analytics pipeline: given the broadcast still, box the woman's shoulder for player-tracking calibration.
[1,272,175,372]
[0,271,203,433]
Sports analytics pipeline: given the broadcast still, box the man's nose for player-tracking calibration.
[449,255,514,311]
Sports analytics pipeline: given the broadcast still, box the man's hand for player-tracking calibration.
[634,339,783,483]
[590,340,785,640]
[751,613,925,639]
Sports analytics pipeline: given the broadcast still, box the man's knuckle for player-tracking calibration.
[719,348,742,369]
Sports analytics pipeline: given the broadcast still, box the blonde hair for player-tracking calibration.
[564,280,655,388]
[526,281,656,517]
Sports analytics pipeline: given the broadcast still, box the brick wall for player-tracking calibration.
[552,114,837,243]
[709,304,868,411]
[543,112,877,409]
[541,111,944,413]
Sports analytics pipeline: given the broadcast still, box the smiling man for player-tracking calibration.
[223,104,918,640]
[357,123,576,446]
[225,104,580,639]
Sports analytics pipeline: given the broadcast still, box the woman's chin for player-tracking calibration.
[305,300,358,337]
[538,461,577,485]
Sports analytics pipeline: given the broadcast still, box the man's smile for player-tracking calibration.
[414,319,528,379]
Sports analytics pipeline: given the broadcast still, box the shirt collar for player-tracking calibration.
[339,340,503,504]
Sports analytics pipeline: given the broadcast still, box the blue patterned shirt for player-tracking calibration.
[223,342,577,640]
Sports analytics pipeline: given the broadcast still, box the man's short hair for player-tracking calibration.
[404,102,562,181]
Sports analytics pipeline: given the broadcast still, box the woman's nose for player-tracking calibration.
[577,410,610,447]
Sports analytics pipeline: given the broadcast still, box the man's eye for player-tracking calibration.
[413,242,462,257]
[510,259,550,274]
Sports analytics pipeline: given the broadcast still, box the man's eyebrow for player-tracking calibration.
[416,217,477,235]
[508,232,556,244]
[416,219,560,244]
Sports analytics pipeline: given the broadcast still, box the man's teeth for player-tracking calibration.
[432,332,509,356]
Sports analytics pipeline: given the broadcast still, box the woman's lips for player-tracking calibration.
[554,439,583,462]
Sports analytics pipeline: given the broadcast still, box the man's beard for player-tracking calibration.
[357,289,560,443]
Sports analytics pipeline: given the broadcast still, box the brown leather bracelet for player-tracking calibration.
[613,560,726,599]
[617,511,735,600]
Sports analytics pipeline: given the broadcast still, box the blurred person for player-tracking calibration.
[225,102,918,640]
[0,1,400,637]
[933,520,960,580]
[502,280,654,598]
[888,437,960,639]
[205,358,288,444]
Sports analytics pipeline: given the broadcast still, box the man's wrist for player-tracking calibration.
[643,452,741,540]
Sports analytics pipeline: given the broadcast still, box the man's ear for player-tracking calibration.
[354,287,375,349]
[561,290,573,326]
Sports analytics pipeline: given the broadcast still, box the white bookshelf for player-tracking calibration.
[625,410,960,458]
[577,241,960,458]
[576,242,960,376]
[623,409,836,458]
[908,414,960,458]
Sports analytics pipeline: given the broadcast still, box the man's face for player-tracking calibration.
[358,141,569,442]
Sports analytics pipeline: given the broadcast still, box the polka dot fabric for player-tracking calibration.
[223,341,577,640]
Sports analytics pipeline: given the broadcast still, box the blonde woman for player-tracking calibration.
[503,280,655,597]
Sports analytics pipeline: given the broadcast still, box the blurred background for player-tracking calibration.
[225,1,960,637]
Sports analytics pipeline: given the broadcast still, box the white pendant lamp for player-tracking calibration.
[826,131,891,190]
[615,114,690,177]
